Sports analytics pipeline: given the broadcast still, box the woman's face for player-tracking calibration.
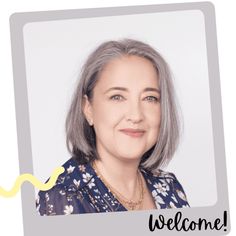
[83,55,161,163]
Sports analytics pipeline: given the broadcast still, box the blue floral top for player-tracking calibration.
[36,158,189,215]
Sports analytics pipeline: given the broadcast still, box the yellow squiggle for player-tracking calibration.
[0,167,65,198]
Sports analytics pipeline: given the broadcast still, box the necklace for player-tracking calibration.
[92,162,144,211]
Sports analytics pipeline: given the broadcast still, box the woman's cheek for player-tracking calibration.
[94,103,121,126]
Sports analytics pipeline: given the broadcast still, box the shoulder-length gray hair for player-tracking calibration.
[66,38,180,171]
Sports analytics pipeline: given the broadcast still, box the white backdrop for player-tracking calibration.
[0,1,235,236]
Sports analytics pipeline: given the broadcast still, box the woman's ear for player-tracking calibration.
[82,95,94,126]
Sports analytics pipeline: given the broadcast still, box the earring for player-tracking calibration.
[88,119,93,126]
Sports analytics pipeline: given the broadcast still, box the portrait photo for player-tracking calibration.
[23,8,216,211]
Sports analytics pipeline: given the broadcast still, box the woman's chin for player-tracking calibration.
[116,150,145,163]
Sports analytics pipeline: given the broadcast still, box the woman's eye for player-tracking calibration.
[110,95,124,101]
[144,96,159,103]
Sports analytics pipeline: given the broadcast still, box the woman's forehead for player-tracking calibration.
[96,55,159,90]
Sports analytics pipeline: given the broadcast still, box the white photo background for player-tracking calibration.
[23,10,216,207]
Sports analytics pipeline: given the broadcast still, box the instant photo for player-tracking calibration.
[10,2,230,235]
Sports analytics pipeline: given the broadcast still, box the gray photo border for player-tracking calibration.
[10,2,230,236]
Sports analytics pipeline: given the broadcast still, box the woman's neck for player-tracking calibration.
[93,154,141,200]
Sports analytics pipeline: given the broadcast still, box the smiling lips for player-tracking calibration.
[119,128,146,138]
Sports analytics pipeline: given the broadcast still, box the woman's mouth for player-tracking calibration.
[119,128,146,138]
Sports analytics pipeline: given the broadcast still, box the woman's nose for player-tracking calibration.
[125,101,144,124]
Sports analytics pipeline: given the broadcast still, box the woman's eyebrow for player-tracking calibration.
[143,87,161,94]
[104,87,161,94]
[104,87,128,94]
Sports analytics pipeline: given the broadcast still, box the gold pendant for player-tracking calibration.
[127,201,136,210]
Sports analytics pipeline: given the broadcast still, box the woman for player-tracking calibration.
[37,39,189,216]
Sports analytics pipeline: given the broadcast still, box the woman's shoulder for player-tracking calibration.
[36,157,94,215]
[142,167,185,191]
[141,167,178,181]
[55,157,87,185]
[42,157,93,193]
[141,167,189,208]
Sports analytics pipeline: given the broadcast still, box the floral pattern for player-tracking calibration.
[36,158,189,216]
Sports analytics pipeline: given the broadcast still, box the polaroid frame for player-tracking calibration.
[10,2,230,235]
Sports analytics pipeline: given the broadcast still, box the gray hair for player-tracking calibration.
[66,38,180,171]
